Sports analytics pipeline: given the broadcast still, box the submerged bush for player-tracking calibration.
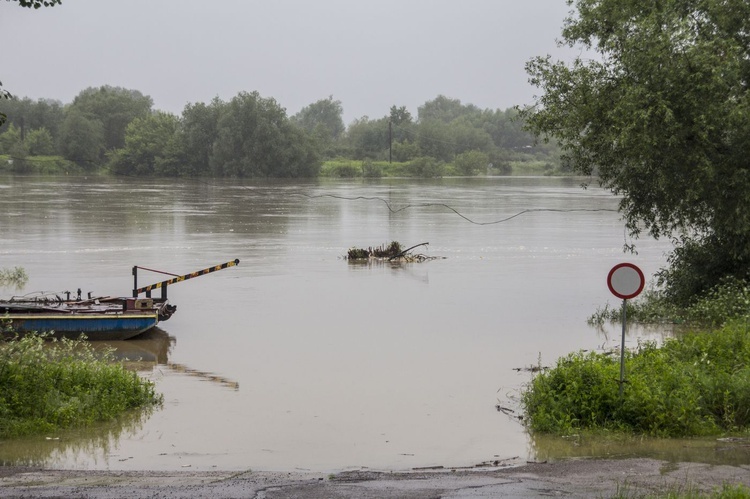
[0,333,162,438]
[0,267,28,288]
[522,322,750,437]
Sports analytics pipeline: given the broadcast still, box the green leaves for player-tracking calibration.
[108,111,180,176]
[522,0,750,300]
[13,0,62,8]
[0,334,161,438]
[522,323,750,436]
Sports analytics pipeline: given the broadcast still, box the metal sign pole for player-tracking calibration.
[607,263,645,399]
[619,298,627,397]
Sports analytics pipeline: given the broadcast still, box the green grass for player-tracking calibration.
[0,333,162,438]
[522,321,750,437]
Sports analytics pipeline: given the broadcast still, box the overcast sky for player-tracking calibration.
[2,0,577,124]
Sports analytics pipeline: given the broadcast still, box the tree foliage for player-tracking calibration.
[10,0,61,7]
[0,84,553,177]
[107,112,180,176]
[454,150,489,176]
[180,98,223,176]
[58,110,104,167]
[292,96,344,158]
[69,86,153,153]
[210,91,320,177]
[521,0,750,302]
[0,89,8,128]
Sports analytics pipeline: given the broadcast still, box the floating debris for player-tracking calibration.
[346,241,441,263]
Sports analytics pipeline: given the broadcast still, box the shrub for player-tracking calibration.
[324,162,360,178]
[522,322,750,437]
[407,157,444,177]
[0,333,162,438]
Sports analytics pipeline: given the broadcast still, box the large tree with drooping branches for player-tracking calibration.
[521,0,750,303]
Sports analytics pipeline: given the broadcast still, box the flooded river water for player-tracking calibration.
[2,175,741,472]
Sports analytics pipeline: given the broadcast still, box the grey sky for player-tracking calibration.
[2,0,576,124]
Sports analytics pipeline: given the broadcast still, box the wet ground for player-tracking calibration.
[1,458,749,498]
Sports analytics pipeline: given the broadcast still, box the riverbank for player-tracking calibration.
[1,458,748,498]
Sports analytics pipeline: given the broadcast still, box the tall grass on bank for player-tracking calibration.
[522,321,750,437]
[0,333,162,438]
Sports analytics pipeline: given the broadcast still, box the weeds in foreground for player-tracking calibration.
[522,321,750,436]
[0,333,162,438]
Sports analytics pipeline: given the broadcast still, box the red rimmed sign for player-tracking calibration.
[607,263,645,300]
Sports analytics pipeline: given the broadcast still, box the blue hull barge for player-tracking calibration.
[1,259,239,341]
[1,296,173,341]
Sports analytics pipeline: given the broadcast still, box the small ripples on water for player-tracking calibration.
[0,175,701,472]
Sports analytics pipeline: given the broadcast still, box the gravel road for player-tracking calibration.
[1,458,749,498]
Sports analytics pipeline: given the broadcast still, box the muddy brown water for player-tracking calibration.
[2,175,742,472]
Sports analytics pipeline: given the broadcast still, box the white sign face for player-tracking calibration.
[607,263,645,300]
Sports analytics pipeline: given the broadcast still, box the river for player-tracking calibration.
[0,175,690,471]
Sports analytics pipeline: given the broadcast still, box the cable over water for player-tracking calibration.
[291,192,619,226]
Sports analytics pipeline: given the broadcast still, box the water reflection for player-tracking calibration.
[98,327,175,365]
[97,328,240,389]
[0,408,154,468]
[4,174,710,472]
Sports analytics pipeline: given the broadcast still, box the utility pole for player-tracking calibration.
[389,120,392,164]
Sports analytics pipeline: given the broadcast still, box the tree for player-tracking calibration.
[210,91,320,177]
[0,123,21,154]
[58,110,104,167]
[0,97,64,141]
[389,105,417,156]
[389,105,412,126]
[454,150,489,176]
[68,86,153,153]
[180,98,223,175]
[25,127,54,155]
[292,96,345,158]
[345,116,389,160]
[418,95,479,124]
[107,112,180,176]
[521,0,750,303]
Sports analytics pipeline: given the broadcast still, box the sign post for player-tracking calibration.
[607,263,645,396]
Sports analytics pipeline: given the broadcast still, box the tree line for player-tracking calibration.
[0,87,557,177]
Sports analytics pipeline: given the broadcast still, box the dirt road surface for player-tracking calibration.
[0,458,749,498]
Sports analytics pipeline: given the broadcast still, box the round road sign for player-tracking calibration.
[607,263,645,300]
